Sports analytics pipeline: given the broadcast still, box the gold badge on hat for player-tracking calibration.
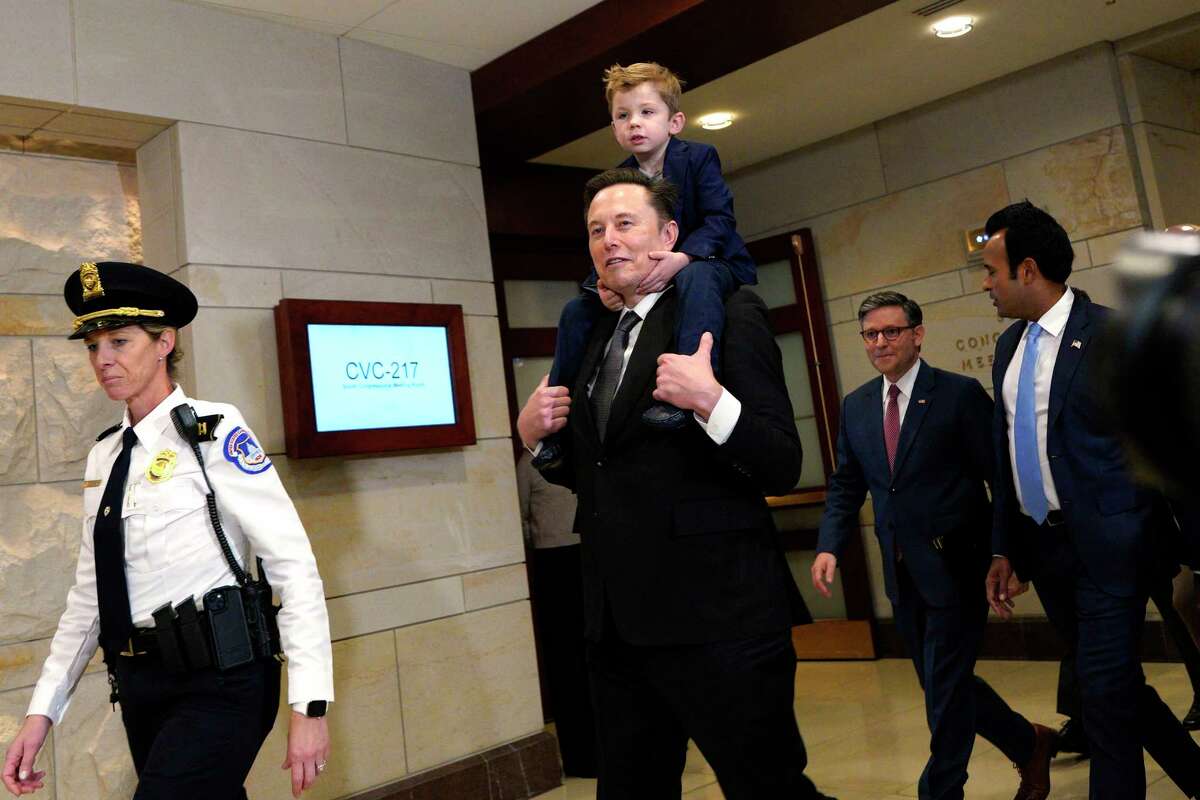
[79,262,104,301]
[146,449,177,484]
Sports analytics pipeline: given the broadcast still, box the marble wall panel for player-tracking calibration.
[395,602,542,772]
[32,339,124,482]
[0,482,83,643]
[173,123,492,281]
[75,0,346,143]
[464,316,510,440]
[810,165,1009,301]
[1069,264,1120,309]
[326,576,465,642]
[274,438,523,597]
[0,687,56,799]
[0,640,52,693]
[1121,54,1199,133]
[51,672,135,800]
[918,292,1012,391]
[178,265,283,309]
[0,152,140,294]
[824,296,857,326]
[0,339,35,484]
[1002,127,1142,241]
[245,632,407,800]
[1140,124,1200,229]
[848,271,964,317]
[463,564,529,612]
[431,279,498,316]
[730,126,887,239]
[0,296,71,336]
[876,45,1123,192]
[340,38,479,166]
[184,307,284,455]
[280,270,433,304]
[0,0,73,105]
[1086,228,1141,267]
[135,128,181,272]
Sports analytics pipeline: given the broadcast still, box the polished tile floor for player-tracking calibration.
[533,658,1198,799]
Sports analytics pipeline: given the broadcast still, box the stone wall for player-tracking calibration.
[0,2,539,799]
[729,43,1156,620]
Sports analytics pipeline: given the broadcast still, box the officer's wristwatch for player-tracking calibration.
[292,700,327,717]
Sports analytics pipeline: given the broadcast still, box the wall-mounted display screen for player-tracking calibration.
[307,324,456,432]
[276,299,475,458]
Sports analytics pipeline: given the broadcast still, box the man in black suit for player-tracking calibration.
[982,201,1200,799]
[518,168,826,799]
[812,291,1055,800]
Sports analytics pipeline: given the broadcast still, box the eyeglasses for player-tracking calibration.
[860,325,915,343]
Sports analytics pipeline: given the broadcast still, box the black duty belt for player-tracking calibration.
[119,600,215,675]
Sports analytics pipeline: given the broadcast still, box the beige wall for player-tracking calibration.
[0,2,539,799]
[729,43,1156,620]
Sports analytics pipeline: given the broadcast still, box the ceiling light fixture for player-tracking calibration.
[931,15,973,38]
[697,112,734,131]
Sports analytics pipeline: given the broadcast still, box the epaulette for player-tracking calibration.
[96,422,122,441]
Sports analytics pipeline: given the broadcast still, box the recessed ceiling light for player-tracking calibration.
[931,15,973,38]
[697,112,734,131]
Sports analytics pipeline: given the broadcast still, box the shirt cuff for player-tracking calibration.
[694,388,741,445]
[525,441,542,457]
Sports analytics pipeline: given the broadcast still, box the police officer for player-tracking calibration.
[2,262,334,799]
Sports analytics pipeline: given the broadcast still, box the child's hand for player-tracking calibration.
[596,280,624,312]
[639,251,691,294]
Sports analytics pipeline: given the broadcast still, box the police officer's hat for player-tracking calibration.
[63,261,197,340]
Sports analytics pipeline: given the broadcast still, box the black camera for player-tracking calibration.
[1100,231,1200,494]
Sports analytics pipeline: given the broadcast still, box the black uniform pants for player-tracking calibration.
[115,654,281,800]
[587,621,820,800]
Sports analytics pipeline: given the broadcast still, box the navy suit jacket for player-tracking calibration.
[619,137,755,286]
[541,289,809,645]
[817,361,994,607]
[990,290,1164,596]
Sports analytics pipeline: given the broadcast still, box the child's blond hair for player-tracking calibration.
[603,63,685,116]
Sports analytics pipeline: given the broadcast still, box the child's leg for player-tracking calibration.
[673,259,739,376]
[549,288,604,391]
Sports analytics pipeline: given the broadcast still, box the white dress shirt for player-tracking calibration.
[586,290,743,445]
[1001,288,1075,518]
[882,359,922,429]
[29,385,334,723]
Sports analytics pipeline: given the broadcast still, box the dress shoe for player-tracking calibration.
[1183,698,1200,731]
[641,402,688,430]
[1012,722,1056,800]
[531,439,563,471]
[1054,717,1090,758]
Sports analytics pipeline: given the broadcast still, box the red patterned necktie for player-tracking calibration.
[884,383,901,473]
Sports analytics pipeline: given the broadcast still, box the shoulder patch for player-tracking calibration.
[96,422,122,442]
[222,426,272,475]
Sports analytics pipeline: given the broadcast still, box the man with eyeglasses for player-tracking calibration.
[812,291,1056,800]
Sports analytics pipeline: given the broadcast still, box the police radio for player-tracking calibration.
[167,404,283,671]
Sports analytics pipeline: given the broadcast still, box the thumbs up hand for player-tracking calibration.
[654,332,722,421]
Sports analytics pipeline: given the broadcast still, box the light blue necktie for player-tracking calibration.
[1014,322,1049,524]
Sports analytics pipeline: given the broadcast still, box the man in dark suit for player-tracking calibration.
[982,201,1200,799]
[812,290,1055,800]
[518,168,827,799]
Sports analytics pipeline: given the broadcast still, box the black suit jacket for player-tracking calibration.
[542,288,809,645]
[991,290,1163,596]
[816,361,994,607]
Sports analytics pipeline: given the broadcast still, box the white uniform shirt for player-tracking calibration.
[28,386,333,723]
[1001,288,1074,517]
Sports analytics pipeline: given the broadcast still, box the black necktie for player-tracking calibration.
[591,311,641,441]
[95,427,138,659]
